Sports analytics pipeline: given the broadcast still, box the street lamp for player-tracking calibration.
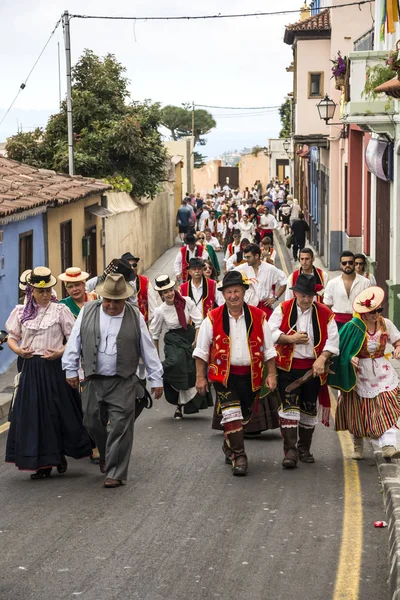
[316,94,337,124]
[282,138,290,153]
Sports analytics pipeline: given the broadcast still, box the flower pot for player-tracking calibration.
[335,74,346,90]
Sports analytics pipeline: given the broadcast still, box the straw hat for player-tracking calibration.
[154,275,175,291]
[95,274,134,300]
[26,267,57,289]
[58,267,89,283]
[19,269,32,291]
[353,286,385,314]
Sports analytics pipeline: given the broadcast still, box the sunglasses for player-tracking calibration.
[341,260,354,266]
[369,307,383,314]
[198,237,205,240]
[355,262,365,266]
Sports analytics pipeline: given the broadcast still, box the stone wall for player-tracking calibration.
[239,153,270,194]
[193,160,222,196]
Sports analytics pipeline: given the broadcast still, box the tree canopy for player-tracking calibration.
[6,50,167,198]
[160,104,216,146]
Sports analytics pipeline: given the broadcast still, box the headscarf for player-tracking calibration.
[173,290,187,330]
[21,285,58,324]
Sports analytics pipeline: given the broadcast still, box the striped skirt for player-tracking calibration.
[335,387,400,439]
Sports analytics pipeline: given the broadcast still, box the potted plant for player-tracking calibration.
[331,51,347,90]
[363,42,400,101]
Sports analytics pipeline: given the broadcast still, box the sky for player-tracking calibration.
[0,0,301,159]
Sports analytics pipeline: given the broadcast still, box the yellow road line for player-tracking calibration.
[330,391,363,600]
[275,233,290,277]
[0,421,10,435]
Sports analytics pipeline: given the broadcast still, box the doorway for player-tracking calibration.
[85,226,97,278]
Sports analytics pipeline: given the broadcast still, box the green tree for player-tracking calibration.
[6,50,167,198]
[160,104,216,145]
[279,98,291,138]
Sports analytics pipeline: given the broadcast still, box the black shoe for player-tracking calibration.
[57,455,68,474]
[174,406,183,420]
[30,467,52,480]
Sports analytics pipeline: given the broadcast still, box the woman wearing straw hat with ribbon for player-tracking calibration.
[150,274,212,420]
[58,267,97,318]
[5,267,92,479]
[329,286,400,460]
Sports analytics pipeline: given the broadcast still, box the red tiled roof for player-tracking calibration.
[284,8,330,44]
[0,157,112,217]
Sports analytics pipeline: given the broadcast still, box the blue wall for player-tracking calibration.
[0,214,45,374]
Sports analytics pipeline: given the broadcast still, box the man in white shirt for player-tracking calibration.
[285,247,328,302]
[63,274,163,488]
[174,233,209,282]
[324,250,371,330]
[198,205,210,232]
[203,227,221,251]
[179,258,217,320]
[269,273,339,468]
[259,207,278,244]
[194,270,277,476]
[235,243,287,319]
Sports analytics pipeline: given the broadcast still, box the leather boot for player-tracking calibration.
[298,425,315,463]
[222,437,232,465]
[352,437,364,460]
[281,426,298,468]
[224,424,248,476]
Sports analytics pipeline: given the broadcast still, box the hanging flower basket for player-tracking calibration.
[331,51,347,90]
[335,73,346,90]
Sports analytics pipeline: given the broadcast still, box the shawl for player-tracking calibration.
[328,314,367,392]
[21,285,58,324]
[206,244,221,276]
[174,290,187,330]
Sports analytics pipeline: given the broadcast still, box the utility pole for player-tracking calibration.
[62,10,74,176]
[192,101,195,141]
[57,42,62,108]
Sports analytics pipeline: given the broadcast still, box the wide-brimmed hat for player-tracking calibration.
[58,267,89,283]
[291,273,319,296]
[26,267,57,289]
[95,274,134,300]
[218,270,249,291]
[184,233,196,244]
[188,258,205,269]
[154,275,175,291]
[353,286,385,314]
[121,252,140,263]
[19,269,32,291]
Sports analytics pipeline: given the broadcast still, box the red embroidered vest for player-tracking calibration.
[180,278,216,319]
[275,298,334,383]
[207,304,266,391]
[180,245,204,282]
[292,267,325,303]
[137,275,149,323]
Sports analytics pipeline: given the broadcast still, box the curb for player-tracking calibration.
[0,392,12,420]
[375,451,400,600]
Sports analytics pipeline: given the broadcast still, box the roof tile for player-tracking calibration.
[286,8,330,33]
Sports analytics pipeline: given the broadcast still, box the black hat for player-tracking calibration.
[232,229,241,237]
[291,273,317,296]
[121,252,140,263]
[116,258,134,279]
[188,258,205,269]
[185,233,196,244]
[218,270,249,291]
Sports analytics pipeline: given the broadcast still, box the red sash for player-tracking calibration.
[257,302,273,320]
[137,275,149,323]
[180,245,204,282]
[208,304,266,391]
[334,313,352,324]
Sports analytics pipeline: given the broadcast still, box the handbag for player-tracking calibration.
[286,233,294,248]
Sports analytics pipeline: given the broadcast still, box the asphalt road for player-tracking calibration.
[0,237,390,600]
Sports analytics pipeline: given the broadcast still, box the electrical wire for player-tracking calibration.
[0,18,62,128]
[195,104,280,110]
[70,1,373,22]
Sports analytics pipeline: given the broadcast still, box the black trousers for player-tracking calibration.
[277,367,320,422]
[213,374,257,425]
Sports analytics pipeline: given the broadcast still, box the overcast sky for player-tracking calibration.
[0,0,300,158]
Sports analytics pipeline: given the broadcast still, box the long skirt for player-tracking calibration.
[6,356,92,471]
[335,387,400,439]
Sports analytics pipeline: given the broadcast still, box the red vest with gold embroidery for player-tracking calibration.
[180,278,217,319]
[207,304,266,391]
[275,298,333,381]
[137,275,150,323]
[180,245,205,282]
[292,267,325,302]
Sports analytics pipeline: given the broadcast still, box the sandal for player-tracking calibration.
[30,467,52,480]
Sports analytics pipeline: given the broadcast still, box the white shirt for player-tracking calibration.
[285,269,328,301]
[183,281,204,311]
[62,304,164,386]
[269,304,340,359]
[235,262,287,302]
[237,221,255,241]
[149,296,202,340]
[260,214,278,230]
[206,235,220,250]
[224,242,241,263]
[323,273,371,314]
[261,248,277,265]
[226,251,246,272]
[198,209,210,231]
[193,308,276,366]
[174,246,209,277]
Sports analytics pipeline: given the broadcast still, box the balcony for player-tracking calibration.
[344,50,396,135]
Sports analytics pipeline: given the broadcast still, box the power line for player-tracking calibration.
[70,1,373,22]
[195,104,280,110]
[0,18,62,129]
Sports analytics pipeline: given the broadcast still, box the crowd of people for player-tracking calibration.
[3,178,400,486]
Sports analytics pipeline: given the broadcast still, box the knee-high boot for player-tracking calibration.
[223,421,248,476]
[280,422,298,468]
[298,425,315,463]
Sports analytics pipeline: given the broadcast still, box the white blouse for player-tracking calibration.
[6,303,75,355]
[149,296,202,340]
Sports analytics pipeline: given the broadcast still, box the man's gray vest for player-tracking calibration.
[80,301,141,379]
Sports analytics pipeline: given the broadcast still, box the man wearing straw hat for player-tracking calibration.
[63,274,163,488]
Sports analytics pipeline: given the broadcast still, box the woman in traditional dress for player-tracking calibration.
[330,286,400,460]
[5,267,92,479]
[150,275,213,420]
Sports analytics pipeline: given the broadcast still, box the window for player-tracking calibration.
[60,220,72,297]
[308,72,323,98]
[19,231,33,275]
